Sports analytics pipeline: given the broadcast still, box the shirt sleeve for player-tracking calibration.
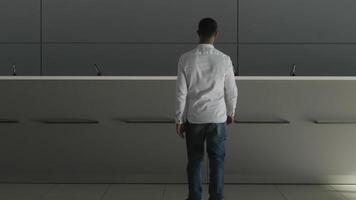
[175,56,188,124]
[224,56,238,117]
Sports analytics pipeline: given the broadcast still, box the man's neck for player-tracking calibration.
[199,40,214,44]
[199,38,214,45]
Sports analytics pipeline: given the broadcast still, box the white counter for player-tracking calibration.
[0,76,356,80]
[1,76,356,183]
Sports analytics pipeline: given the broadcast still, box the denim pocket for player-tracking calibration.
[210,122,226,142]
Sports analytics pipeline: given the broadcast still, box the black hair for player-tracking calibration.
[198,18,218,38]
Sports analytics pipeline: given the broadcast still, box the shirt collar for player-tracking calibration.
[197,43,214,49]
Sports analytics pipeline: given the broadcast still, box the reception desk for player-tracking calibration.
[1,76,356,184]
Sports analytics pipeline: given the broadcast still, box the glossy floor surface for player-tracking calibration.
[0,183,355,200]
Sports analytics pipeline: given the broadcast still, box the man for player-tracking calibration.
[175,18,238,200]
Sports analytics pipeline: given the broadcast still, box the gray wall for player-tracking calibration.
[0,0,40,75]
[239,0,356,75]
[1,0,356,75]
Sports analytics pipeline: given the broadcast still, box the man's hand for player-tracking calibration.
[226,115,234,125]
[176,123,186,138]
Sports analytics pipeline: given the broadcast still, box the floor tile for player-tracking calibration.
[277,184,345,200]
[43,184,108,200]
[331,185,356,200]
[163,184,208,200]
[0,184,54,200]
[0,184,352,200]
[224,185,285,200]
[102,184,165,200]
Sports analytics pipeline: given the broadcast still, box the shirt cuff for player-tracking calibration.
[227,111,235,117]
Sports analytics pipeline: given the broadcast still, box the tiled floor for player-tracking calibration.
[0,183,354,200]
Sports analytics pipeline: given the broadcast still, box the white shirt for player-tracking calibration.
[175,43,238,124]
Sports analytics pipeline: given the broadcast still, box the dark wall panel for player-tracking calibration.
[0,45,41,75]
[0,0,40,42]
[239,0,356,42]
[43,44,237,75]
[44,0,237,43]
[239,44,356,76]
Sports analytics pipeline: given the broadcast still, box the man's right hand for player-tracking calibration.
[226,115,234,125]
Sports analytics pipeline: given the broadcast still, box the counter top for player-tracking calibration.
[0,76,356,81]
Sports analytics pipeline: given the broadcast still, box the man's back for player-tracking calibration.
[175,43,238,124]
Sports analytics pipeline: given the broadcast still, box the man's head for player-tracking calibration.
[197,18,218,43]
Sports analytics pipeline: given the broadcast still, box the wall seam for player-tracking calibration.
[39,0,43,75]
[237,0,239,74]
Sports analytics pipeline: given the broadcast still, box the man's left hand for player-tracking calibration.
[176,123,186,138]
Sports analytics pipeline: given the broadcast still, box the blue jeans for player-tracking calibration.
[185,120,227,200]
